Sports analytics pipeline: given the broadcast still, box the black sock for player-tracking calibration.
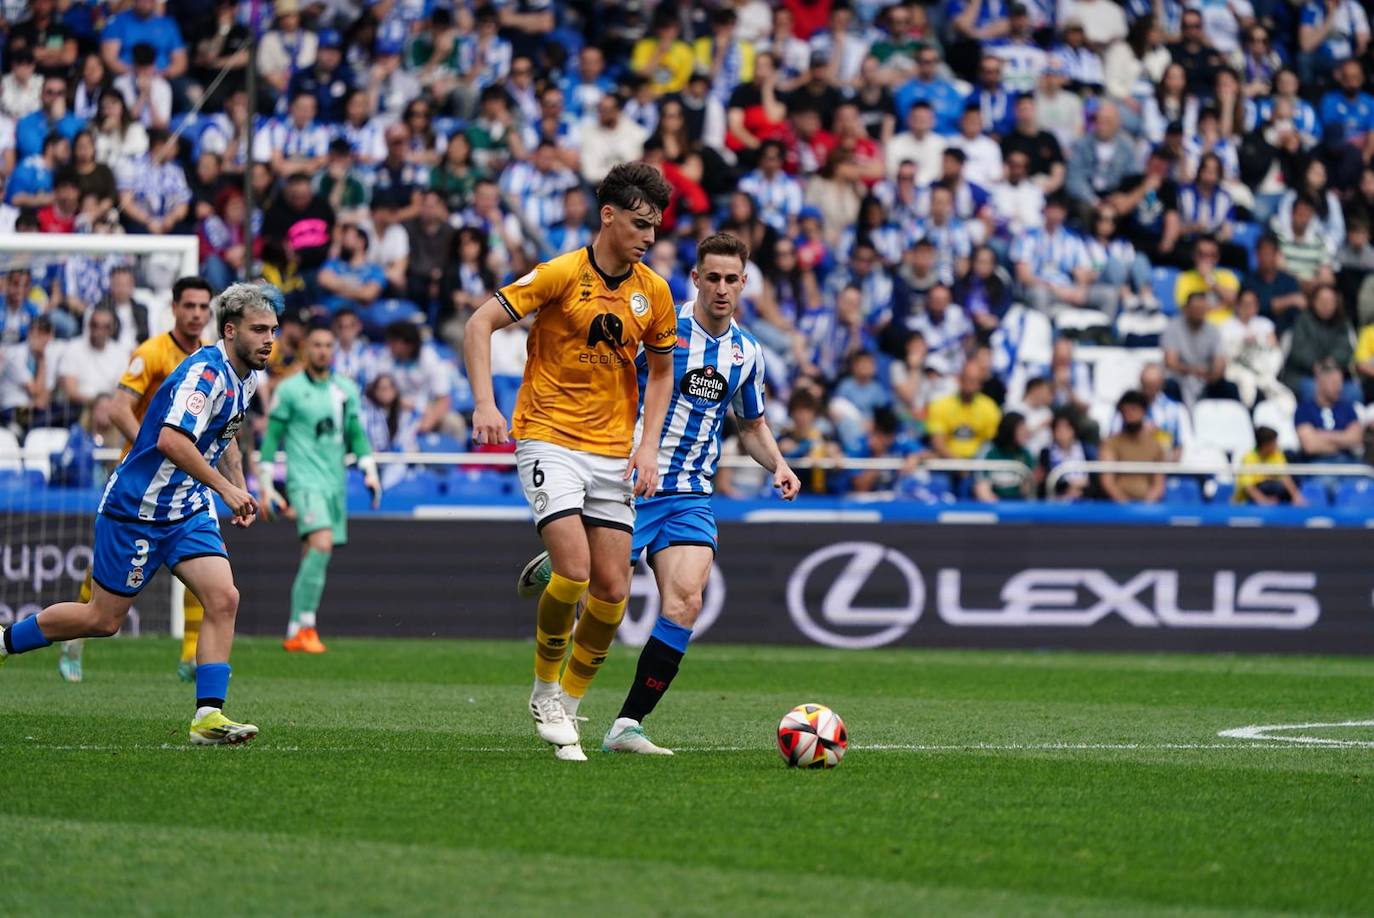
[196,697,224,710]
[3,627,13,654]
[618,637,683,723]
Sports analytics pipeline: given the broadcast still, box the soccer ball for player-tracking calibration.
[777,703,847,768]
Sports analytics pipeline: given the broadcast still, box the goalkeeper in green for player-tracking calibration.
[260,320,381,653]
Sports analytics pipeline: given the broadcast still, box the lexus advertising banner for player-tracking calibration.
[3,517,1371,654]
[220,519,1374,655]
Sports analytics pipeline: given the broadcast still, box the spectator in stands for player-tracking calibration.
[95,265,151,350]
[17,74,83,161]
[739,140,803,236]
[36,169,78,233]
[101,0,187,86]
[1,48,42,121]
[1130,363,1187,459]
[55,304,129,424]
[1067,100,1134,217]
[1040,410,1091,500]
[191,1,250,112]
[1163,291,1240,405]
[1295,357,1364,463]
[886,103,945,184]
[0,313,53,428]
[949,106,1003,189]
[1283,285,1359,401]
[1318,58,1374,159]
[7,130,67,208]
[927,361,1001,460]
[1111,146,1182,271]
[257,0,316,100]
[361,372,421,486]
[117,128,190,235]
[69,130,115,220]
[832,349,893,445]
[0,267,43,343]
[1099,390,1167,504]
[1249,233,1306,330]
[1217,288,1284,407]
[1276,195,1338,294]
[500,140,580,236]
[1275,159,1345,258]
[1175,235,1239,319]
[989,149,1045,239]
[330,308,370,386]
[777,387,840,495]
[1236,426,1304,505]
[954,245,1014,339]
[319,223,386,318]
[404,190,456,318]
[632,7,696,97]
[1013,193,1106,317]
[114,43,170,131]
[372,321,462,437]
[264,173,336,290]
[579,92,647,185]
[845,406,922,494]
[91,90,147,170]
[973,411,1035,502]
[259,91,330,179]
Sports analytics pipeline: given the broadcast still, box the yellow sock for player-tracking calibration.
[560,594,627,699]
[181,592,204,663]
[78,570,92,603]
[535,572,588,683]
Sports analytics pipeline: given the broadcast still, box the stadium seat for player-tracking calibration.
[1089,400,1118,439]
[1053,308,1112,338]
[1003,305,1054,368]
[1115,310,1169,347]
[1152,266,1181,315]
[446,470,512,500]
[1209,480,1236,504]
[379,470,446,508]
[0,467,46,490]
[1231,222,1260,270]
[1252,399,1300,453]
[1299,477,1330,507]
[1180,444,1230,483]
[1089,348,1144,408]
[417,432,465,454]
[1335,477,1374,507]
[1164,477,1203,504]
[1190,400,1255,457]
[23,427,70,481]
[0,427,22,471]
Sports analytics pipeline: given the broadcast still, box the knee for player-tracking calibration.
[665,591,703,628]
[202,585,240,618]
[89,613,123,638]
[590,582,628,605]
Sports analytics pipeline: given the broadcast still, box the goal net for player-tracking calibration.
[0,232,199,639]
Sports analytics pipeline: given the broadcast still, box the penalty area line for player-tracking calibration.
[1218,720,1374,748]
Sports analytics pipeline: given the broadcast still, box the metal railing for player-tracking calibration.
[1045,460,1374,500]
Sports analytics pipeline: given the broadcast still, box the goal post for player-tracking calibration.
[0,233,199,640]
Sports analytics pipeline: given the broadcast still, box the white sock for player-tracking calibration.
[613,717,639,731]
[287,621,301,639]
[194,706,220,721]
[532,678,560,698]
[299,611,316,629]
[561,692,582,716]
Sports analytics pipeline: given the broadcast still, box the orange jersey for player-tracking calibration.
[496,246,676,458]
[116,332,203,457]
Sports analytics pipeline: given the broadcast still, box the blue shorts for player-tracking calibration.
[631,494,717,564]
[92,512,228,597]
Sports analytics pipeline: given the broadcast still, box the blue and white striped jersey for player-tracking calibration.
[99,341,260,523]
[635,303,766,496]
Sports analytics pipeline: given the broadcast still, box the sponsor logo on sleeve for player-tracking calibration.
[127,356,145,377]
[186,392,207,416]
[515,269,537,286]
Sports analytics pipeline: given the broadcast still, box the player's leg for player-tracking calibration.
[0,581,136,665]
[168,515,256,745]
[516,441,593,749]
[177,584,205,682]
[284,489,336,653]
[58,572,96,683]
[605,497,717,755]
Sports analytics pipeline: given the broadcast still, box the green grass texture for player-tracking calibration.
[3,637,1373,916]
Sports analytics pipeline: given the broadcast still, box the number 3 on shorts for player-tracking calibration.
[532,459,544,488]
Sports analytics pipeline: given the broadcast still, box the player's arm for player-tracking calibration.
[463,297,519,444]
[156,427,256,520]
[345,386,382,507]
[735,415,800,500]
[631,348,673,497]
[217,438,257,528]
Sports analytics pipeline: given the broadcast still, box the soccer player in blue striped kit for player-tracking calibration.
[0,284,278,745]
[519,232,801,755]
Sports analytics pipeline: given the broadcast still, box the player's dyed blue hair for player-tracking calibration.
[257,282,286,316]
[216,282,276,336]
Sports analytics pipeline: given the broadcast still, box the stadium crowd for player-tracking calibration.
[2,0,1374,505]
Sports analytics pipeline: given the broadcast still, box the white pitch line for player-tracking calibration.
[1218,720,1374,748]
[10,740,1370,754]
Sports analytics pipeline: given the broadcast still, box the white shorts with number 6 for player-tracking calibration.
[515,440,635,533]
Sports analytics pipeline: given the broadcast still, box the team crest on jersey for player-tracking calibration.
[126,567,145,589]
[681,366,726,403]
[186,392,207,415]
[630,293,649,317]
[220,413,244,440]
[731,341,745,365]
[533,491,549,514]
[515,269,537,286]
[127,355,145,377]
[586,313,627,349]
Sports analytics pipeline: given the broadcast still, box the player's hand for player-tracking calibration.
[230,508,257,529]
[259,484,284,522]
[774,463,801,501]
[365,473,383,509]
[472,403,509,445]
[218,484,258,521]
[627,445,659,498]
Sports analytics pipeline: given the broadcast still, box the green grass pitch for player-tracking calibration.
[3,637,1373,916]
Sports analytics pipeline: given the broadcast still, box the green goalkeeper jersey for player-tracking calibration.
[260,370,372,494]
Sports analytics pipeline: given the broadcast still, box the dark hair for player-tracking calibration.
[384,320,421,349]
[1118,389,1150,412]
[173,275,213,303]
[696,232,750,269]
[306,317,335,335]
[788,388,820,415]
[1024,376,1051,395]
[1255,425,1278,449]
[132,43,157,68]
[994,411,1026,452]
[595,162,672,214]
[872,406,900,436]
[53,169,80,190]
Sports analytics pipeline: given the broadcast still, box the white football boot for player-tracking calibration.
[602,717,673,756]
